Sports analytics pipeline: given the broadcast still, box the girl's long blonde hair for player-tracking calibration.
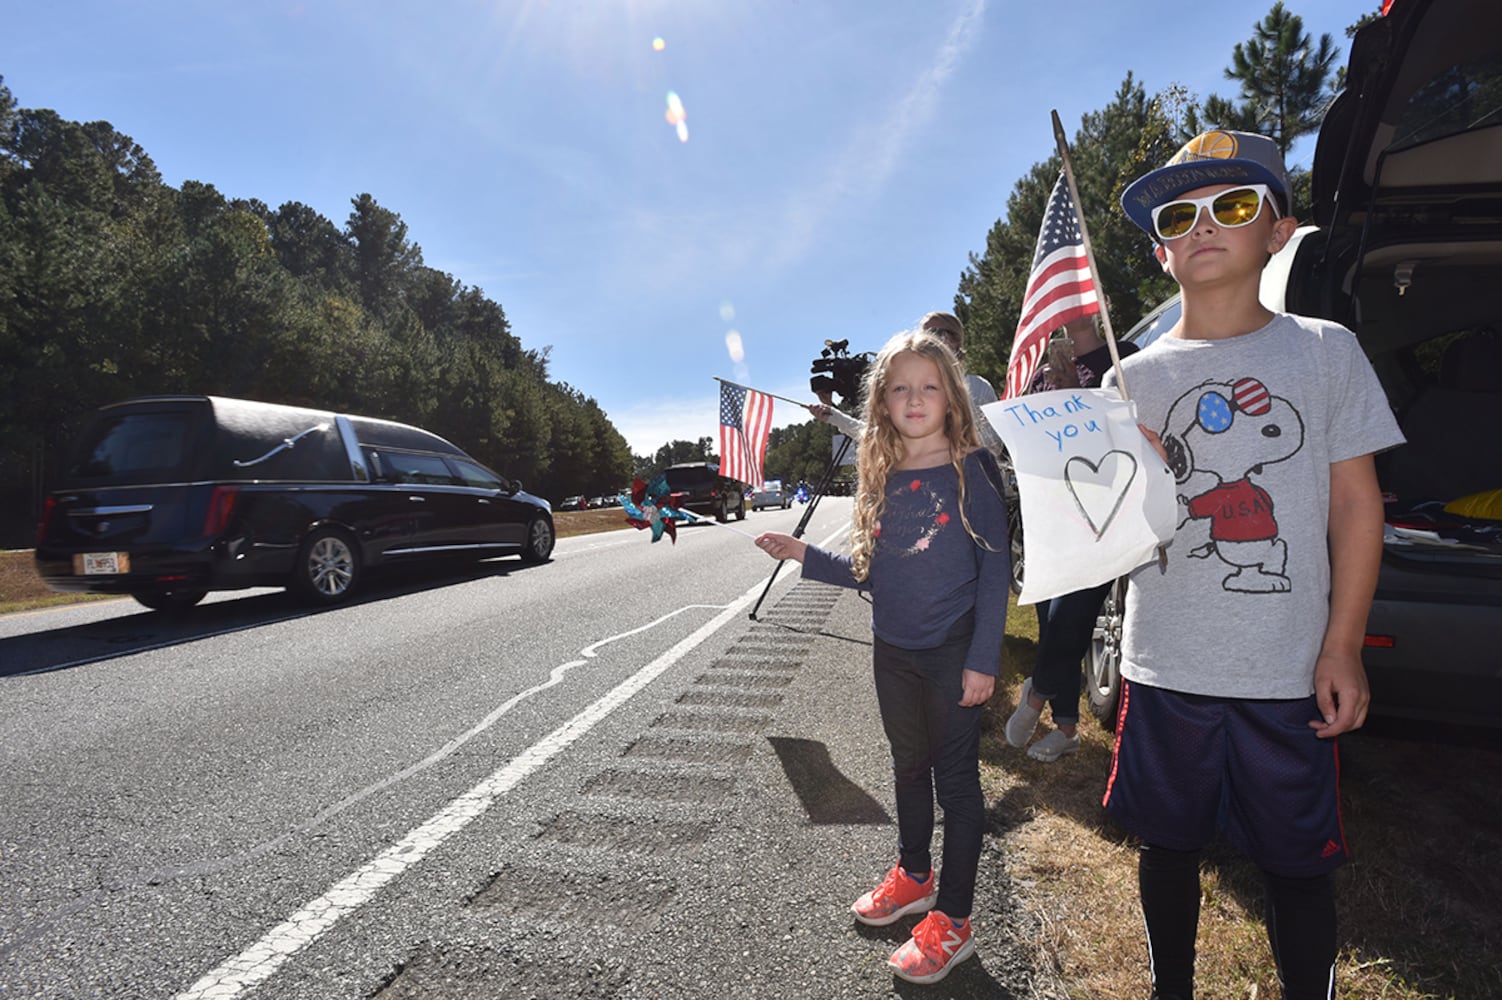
[849,331,992,581]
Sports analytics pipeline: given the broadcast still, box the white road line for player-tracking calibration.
[176,523,847,1000]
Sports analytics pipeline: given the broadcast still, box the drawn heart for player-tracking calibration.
[1064,450,1139,539]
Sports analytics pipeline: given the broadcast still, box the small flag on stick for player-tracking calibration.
[718,382,772,487]
[1004,172,1100,399]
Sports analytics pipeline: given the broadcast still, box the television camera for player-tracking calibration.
[809,339,873,405]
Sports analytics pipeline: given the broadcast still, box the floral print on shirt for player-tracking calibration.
[875,474,952,557]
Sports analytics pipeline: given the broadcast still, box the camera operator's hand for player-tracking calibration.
[807,402,833,422]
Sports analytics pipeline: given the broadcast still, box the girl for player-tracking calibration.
[756,330,1010,985]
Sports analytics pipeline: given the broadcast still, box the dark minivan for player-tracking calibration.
[34,395,554,610]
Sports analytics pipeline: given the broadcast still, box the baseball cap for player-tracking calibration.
[1121,130,1290,236]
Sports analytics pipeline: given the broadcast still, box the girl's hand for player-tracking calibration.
[756,532,807,564]
[959,669,994,707]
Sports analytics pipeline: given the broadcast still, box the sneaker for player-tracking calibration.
[1005,677,1042,747]
[1027,728,1081,762]
[887,911,975,984]
[851,865,937,927]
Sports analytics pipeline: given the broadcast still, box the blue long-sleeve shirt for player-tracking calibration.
[801,449,1011,676]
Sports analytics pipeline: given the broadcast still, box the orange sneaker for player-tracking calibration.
[887,911,975,984]
[850,865,937,927]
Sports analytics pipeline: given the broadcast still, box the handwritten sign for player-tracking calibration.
[982,388,1176,605]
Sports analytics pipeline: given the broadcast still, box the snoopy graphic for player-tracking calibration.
[1160,377,1305,593]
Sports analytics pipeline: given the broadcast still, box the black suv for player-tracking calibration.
[662,462,747,523]
[1085,0,1502,730]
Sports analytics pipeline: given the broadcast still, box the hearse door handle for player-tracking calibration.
[409,496,425,502]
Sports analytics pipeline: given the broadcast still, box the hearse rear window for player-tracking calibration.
[380,451,459,486]
[66,411,192,484]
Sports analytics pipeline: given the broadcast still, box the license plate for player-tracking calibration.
[74,552,131,575]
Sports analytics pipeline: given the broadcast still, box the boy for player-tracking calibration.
[1103,130,1404,999]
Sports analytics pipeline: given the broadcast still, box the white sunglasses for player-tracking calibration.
[1151,183,1282,241]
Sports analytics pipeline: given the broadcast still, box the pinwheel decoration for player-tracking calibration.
[620,474,691,544]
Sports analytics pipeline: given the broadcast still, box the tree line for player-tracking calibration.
[0,81,634,545]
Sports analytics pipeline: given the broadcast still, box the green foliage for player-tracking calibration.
[955,5,1344,386]
[0,82,632,542]
[1205,2,1339,154]
[634,437,716,480]
[956,73,1185,386]
[762,419,848,491]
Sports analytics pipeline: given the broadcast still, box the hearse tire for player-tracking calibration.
[521,516,555,564]
[293,528,360,604]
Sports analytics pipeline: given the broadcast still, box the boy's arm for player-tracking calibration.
[1311,453,1384,738]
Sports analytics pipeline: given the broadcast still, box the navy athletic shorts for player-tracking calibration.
[1103,679,1349,877]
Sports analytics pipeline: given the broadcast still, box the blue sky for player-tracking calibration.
[3,0,1370,456]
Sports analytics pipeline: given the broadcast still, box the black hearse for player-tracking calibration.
[34,395,554,610]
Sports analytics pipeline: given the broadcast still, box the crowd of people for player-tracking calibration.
[754,130,1401,998]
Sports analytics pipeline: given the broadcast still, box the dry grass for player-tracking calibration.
[0,550,113,613]
[553,506,635,539]
[982,593,1502,1000]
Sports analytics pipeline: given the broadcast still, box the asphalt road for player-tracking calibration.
[0,501,1061,999]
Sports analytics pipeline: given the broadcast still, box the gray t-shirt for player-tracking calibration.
[1102,313,1404,698]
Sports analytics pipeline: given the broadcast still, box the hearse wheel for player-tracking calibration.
[293,527,360,604]
[521,516,555,564]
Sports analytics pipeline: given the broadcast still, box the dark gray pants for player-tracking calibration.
[871,616,985,920]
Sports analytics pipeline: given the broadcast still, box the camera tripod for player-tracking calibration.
[748,432,854,621]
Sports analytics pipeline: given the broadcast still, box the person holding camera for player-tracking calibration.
[807,312,1002,454]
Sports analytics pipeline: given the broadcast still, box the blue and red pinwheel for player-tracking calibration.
[620,474,692,543]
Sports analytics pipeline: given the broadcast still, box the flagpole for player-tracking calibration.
[712,376,807,409]
[1049,109,1131,403]
[677,509,761,540]
[1052,111,1171,573]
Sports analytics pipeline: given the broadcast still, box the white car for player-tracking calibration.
[751,480,790,511]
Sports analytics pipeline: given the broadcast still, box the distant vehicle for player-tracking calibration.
[751,480,790,511]
[661,462,746,522]
[34,395,554,611]
[559,495,588,511]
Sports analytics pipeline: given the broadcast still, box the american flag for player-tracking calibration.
[718,382,773,487]
[1004,172,1100,398]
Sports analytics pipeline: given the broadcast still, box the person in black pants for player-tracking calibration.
[1006,315,1139,761]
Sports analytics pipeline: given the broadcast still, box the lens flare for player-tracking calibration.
[665,91,688,143]
[724,331,745,363]
[719,302,736,323]
[652,37,665,52]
